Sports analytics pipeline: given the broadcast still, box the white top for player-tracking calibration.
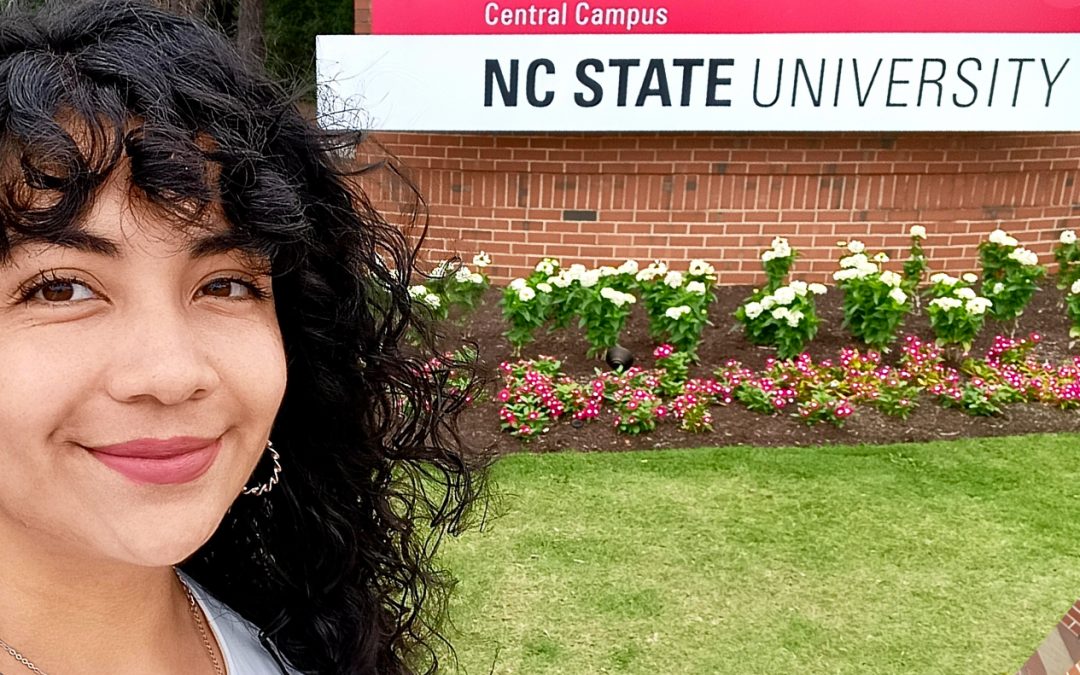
[179,571,303,675]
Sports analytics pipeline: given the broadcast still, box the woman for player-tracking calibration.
[0,1,485,673]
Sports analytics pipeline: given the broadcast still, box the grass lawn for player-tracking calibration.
[435,434,1080,674]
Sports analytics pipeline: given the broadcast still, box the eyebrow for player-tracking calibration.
[9,230,261,261]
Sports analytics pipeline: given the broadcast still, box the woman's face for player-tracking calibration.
[0,169,287,568]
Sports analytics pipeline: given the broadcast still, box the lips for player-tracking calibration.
[87,436,222,485]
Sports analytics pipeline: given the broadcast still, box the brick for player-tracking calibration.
[348,126,1080,282]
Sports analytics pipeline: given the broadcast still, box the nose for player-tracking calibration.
[104,300,221,406]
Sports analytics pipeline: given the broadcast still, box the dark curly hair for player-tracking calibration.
[0,1,488,673]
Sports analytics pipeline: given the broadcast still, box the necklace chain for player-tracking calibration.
[0,569,224,675]
[182,572,226,675]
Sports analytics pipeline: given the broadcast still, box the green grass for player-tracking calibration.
[436,434,1080,674]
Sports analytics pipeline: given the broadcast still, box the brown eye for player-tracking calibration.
[200,277,262,300]
[26,278,96,303]
[41,281,75,302]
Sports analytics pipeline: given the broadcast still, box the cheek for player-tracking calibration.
[0,332,100,530]
[0,331,95,445]
[211,317,287,421]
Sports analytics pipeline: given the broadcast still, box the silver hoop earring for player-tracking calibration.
[242,441,282,497]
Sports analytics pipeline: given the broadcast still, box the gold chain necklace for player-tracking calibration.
[0,569,224,675]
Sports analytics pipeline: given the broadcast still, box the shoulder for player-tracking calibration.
[178,570,304,675]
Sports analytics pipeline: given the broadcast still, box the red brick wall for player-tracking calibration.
[359,132,1080,285]
[354,0,371,34]
[353,1,1080,285]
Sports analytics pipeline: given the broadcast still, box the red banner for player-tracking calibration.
[372,0,1080,34]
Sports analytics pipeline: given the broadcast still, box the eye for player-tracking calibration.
[20,275,97,304]
[198,276,269,301]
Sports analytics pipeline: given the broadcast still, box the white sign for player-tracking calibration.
[317,34,1080,132]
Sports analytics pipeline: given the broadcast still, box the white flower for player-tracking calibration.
[536,282,553,293]
[771,236,792,256]
[686,281,707,294]
[535,258,558,276]
[665,305,691,320]
[454,265,473,283]
[517,287,536,302]
[422,294,442,309]
[929,297,962,310]
[909,225,927,239]
[773,286,797,305]
[617,260,639,275]
[763,237,792,261]
[833,268,859,282]
[430,262,450,279]
[879,271,902,287]
[469,273,485,284]
[744,301,764,319]
[992,282,1005,294]
[408,285,428,298]
[760,296,776,310]
[873,252,890,263]
[966,297,992,314]
[601,287,635,307]
[988,229,1018,247]
[847,240,866,254]
[663,270,685,288]
[472,251,492,268]
[610,292,636,307]
[550,272,572,288]
[1061,230,1077,245]
[954,287,976,300]
[856,261,879,278]
[771,307,791,321]
[962,272,979,284]
[579,270,601,288]
[509,278,528,291]
[888,287,908,305]
[1072,279,1080,295]
[568,263,587,278]
[789,280,808,296]
[635,261,667,282]
[840,253,868,269]
[808,283,827,295]
[688,259,715,277]
[1007,247,1039,266]
[785,310,804,328]
[598,266,619,277]
[930,273,958,286]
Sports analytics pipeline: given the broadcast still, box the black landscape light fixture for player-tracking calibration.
[605,345,634,372]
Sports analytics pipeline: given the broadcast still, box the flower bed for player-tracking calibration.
[423,228,1080,455]
[493,333,1078,440]
[451,281,1080,456]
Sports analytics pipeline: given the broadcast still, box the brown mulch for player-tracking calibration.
[447,285,1080,456]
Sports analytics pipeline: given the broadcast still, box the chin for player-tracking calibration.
[101,495,233,568]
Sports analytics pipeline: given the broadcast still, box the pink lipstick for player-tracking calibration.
[87,436,221,485]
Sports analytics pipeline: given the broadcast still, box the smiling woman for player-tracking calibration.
[0,1,485,674]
